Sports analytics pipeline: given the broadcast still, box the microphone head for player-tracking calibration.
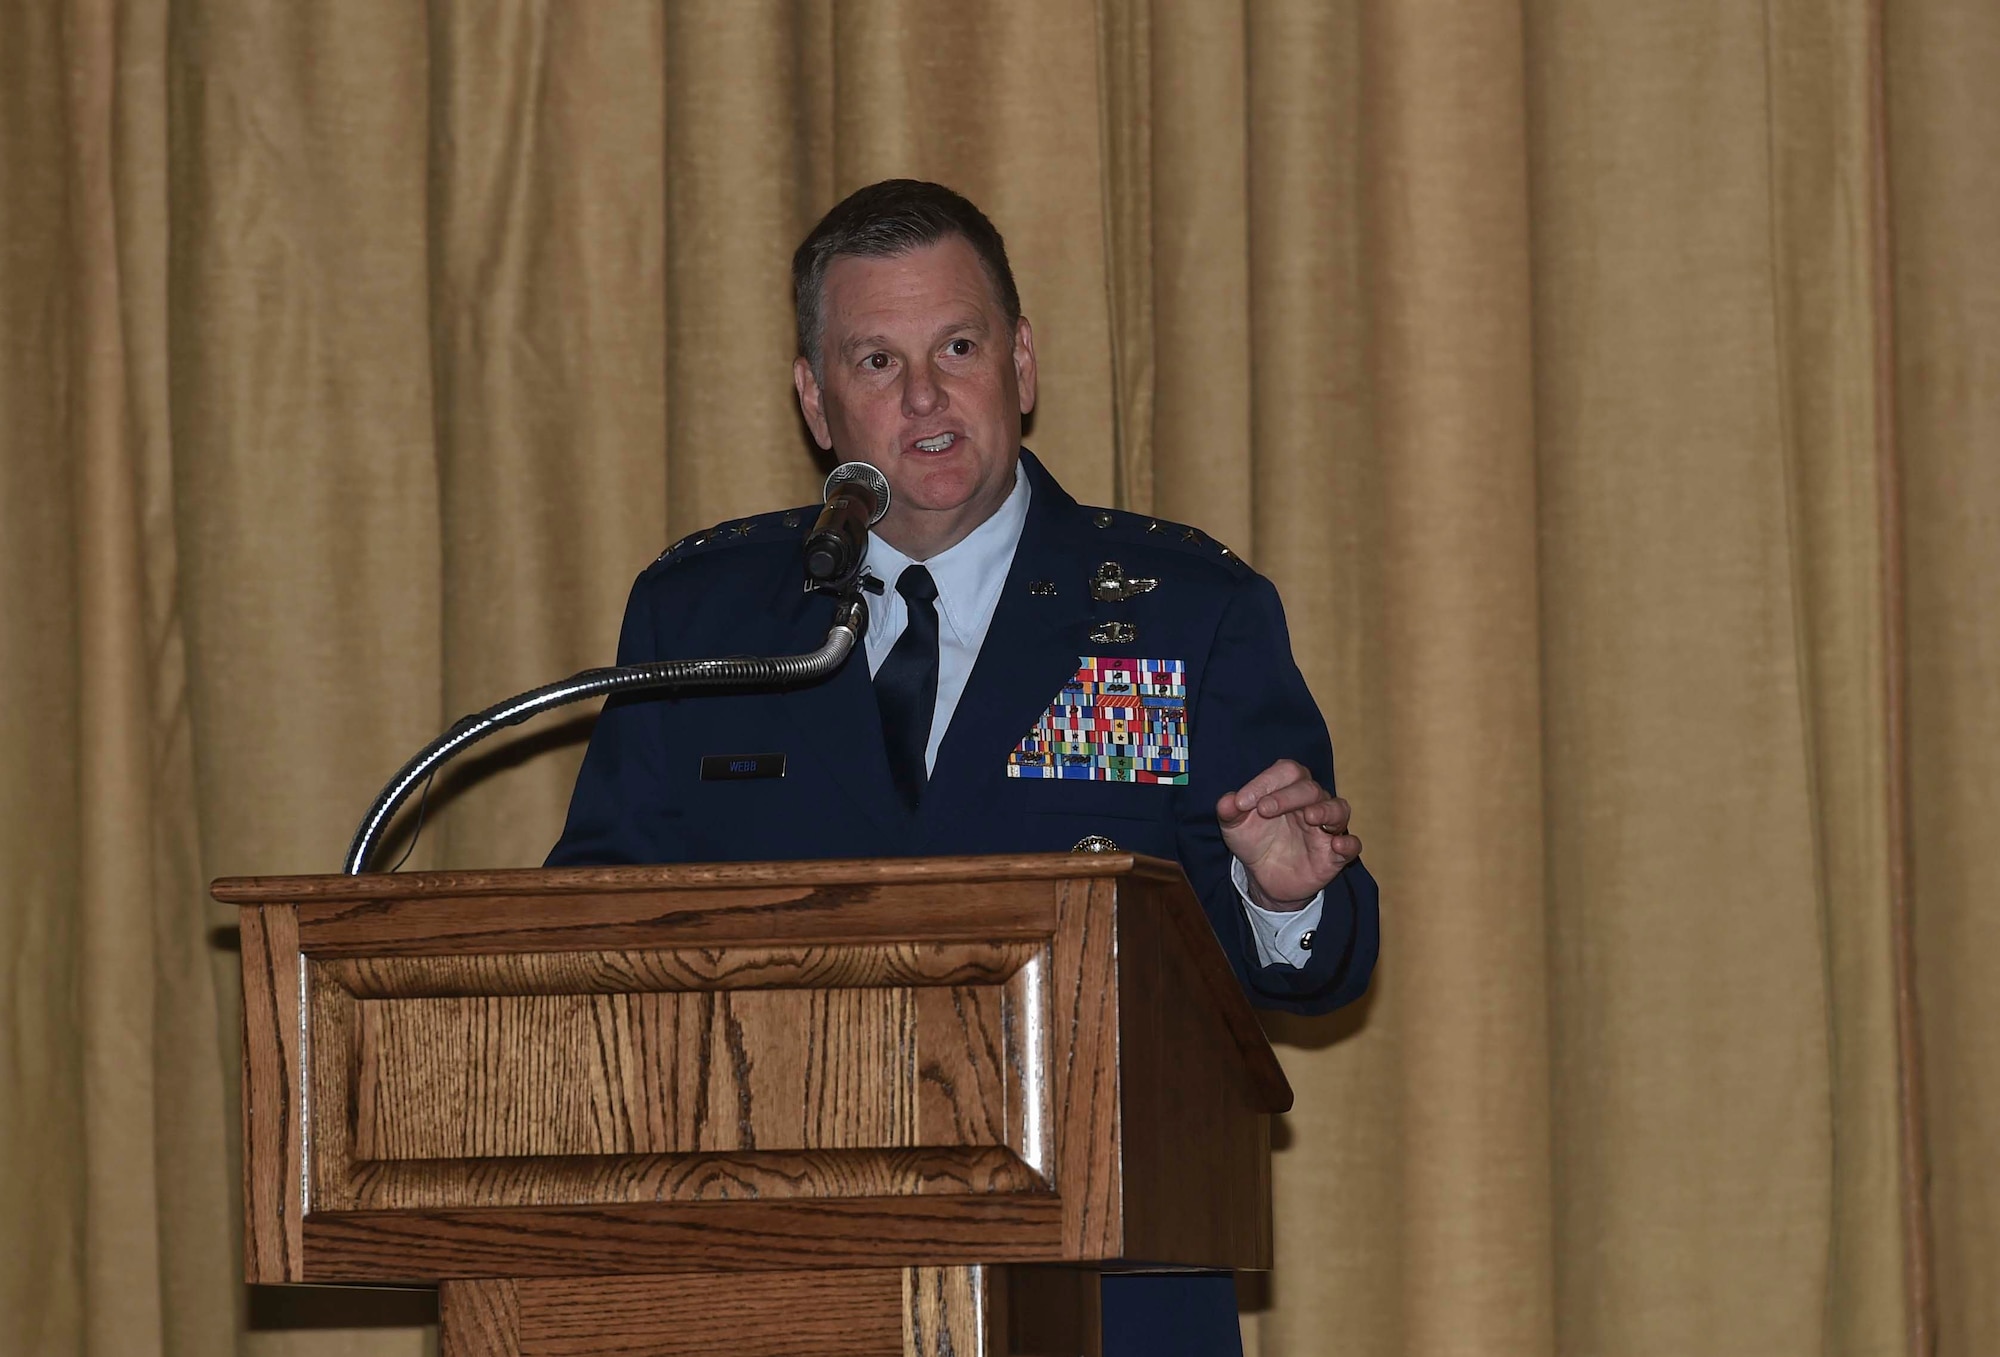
[823,462,891,525]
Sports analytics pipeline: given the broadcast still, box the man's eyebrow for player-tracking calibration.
[837,314,993,362]
[838,332,892,360]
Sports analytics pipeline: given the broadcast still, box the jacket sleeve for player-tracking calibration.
[1174,573,1380,1015]
[545,569,678,867]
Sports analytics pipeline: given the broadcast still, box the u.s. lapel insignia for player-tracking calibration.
[1006,657,1189,784]
[1029,579,1057,596]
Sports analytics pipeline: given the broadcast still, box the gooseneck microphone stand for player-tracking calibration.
[342,589,869,876]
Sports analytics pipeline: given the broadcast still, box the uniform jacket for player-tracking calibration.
[549,450,1378,1017]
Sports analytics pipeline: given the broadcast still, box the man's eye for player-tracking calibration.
[945,339,975,357]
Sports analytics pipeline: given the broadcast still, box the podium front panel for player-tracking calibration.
[221,856,1286,1283]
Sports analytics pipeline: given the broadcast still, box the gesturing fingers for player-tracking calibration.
[1302,795,1352,833]
[1251,778,1327,819]
[1216,758,1314,825]
[1217,760,1365,903]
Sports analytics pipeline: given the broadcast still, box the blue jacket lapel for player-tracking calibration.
[770,577,912,839]
[923,453,1097,825]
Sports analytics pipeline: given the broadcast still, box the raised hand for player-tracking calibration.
[1216,759,1361,911]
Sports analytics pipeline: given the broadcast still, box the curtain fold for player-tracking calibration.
[4,1,1994,1354]
[1888,1,2000,1351]
[1248,0,1557,1351]
[1526,2,1853,1346]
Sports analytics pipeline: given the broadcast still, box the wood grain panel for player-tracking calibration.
[1116,874,1274,1269]
[438,1278,518,1356]
[1144,875,1293,1114]
[306,961,359,1212]
[298,1195,1065,1281]
[516,1270,906,1356]
[793,989,919,1151]
[292,884,1060,959]
[349,987,1013,1160]
[325,942,1036,998]
[241,904,304,1282]
[432,1266,1099,1356]
[914,986,1009,1149]
[212,852,1182,904]
[355,993,636,1161]
[343,1147,1046,1209]
[1003,951,1053,1182]
[903,1266,984,1357]
[1051,879,1123,1260]
[224,854,1294,1294]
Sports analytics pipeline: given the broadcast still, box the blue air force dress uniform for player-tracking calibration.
[548,449,1380,1353]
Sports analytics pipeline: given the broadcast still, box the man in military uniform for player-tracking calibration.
[551,179,1379,1355]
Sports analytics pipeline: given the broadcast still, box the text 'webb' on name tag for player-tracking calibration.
[699,752,787,781]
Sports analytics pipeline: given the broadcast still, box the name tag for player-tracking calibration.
[700,753,786,781]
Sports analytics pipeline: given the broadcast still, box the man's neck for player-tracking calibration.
[872,492,1014,561]
[864,460,1032,578]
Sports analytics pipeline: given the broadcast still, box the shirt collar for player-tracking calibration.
[863,459,1032,647]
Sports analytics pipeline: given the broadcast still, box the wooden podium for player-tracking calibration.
[215,853,1292,1356]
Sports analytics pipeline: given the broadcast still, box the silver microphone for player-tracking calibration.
[804,461,891,585]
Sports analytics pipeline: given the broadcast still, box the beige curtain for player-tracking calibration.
[3,1,1995,1354]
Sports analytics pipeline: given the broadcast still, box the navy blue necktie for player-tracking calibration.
[874,565,940,810]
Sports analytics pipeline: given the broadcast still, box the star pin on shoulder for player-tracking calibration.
[649,505,811,571]
[1078,503,1252,576]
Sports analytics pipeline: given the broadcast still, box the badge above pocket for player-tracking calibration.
[1006,656,1188,784]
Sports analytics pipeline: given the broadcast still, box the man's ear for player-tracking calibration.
[793,356,834,451]
[1013,316,1038,415]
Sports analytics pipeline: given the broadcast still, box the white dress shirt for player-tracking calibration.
[861,461,1326,969]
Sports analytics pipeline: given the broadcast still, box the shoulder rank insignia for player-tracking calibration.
[1076,504,1250,574]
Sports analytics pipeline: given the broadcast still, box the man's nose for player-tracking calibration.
[903,360,946,417]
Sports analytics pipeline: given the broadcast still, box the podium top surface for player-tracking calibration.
[211,851,1187,903]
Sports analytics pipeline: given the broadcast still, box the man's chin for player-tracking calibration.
[885,461,986,514]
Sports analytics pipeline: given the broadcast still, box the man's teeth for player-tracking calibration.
[914,433,957,452]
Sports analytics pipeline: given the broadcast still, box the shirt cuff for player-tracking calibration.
[1232,858,1326,969]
